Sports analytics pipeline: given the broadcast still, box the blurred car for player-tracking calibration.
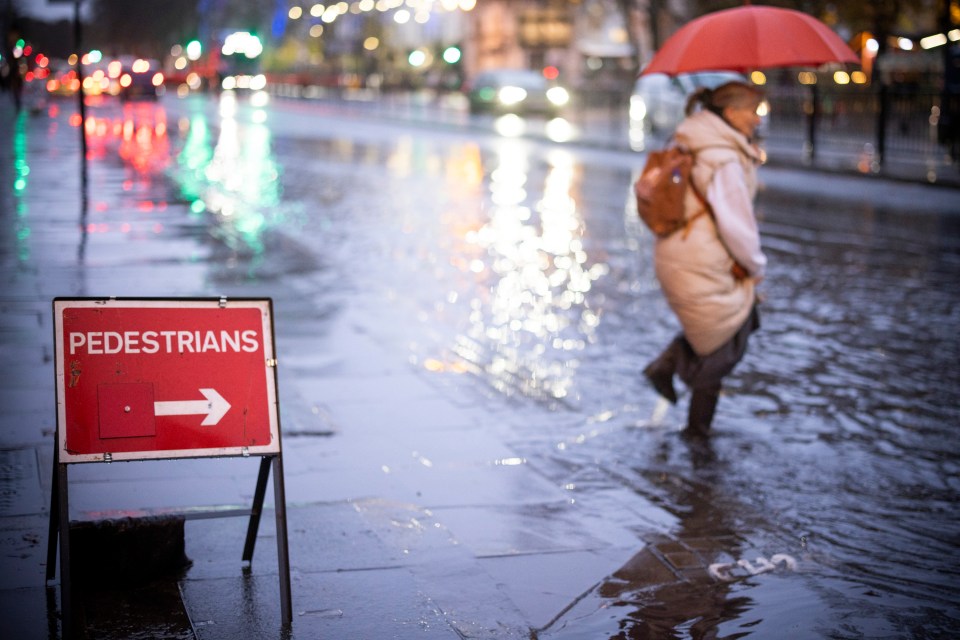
[220,72,267,92]
[629,71,767,149]
[118,58,164,100]
[45,61,80,97]
[467,69,570,116]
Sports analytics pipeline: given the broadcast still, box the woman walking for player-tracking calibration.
[643,81,767,438]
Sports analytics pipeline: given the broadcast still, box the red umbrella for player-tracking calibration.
[642,5,858,76]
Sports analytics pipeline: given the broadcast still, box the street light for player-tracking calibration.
[408,49,427,67]
[49,0,90,201]
[222,32,263,59]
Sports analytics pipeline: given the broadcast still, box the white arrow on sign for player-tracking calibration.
[154,388,231,426]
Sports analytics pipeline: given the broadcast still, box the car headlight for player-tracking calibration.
[250,74,267,91]
[547,86,569,106]
[498,85,527,106]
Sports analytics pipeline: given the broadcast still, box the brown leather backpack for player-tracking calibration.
[634,145,707,238]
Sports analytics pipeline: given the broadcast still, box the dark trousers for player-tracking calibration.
[646,305,760,434]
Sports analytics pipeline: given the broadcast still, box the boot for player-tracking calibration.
[684,386,720,438]
[643,338,680,404]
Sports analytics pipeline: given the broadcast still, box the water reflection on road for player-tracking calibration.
[147,95,960,636]
[453,142,607,402]
[171,92,284,257]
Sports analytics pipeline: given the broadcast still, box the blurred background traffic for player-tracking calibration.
[2,0,959,178]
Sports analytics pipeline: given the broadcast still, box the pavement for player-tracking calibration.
[0,92,958,640]
[295,86,960,189]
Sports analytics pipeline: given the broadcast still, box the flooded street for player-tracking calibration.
[24,92,960,637]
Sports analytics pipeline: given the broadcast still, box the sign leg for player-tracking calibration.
[46,451,59,582]
[57,463,76,638]
[242,456,272,564]
[272,454,292,625]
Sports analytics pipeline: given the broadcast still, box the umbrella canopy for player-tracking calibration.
[642,5,858,76]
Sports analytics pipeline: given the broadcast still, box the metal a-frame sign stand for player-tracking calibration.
[45,297,292,637]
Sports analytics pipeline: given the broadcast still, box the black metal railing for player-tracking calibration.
[569,84,958,184]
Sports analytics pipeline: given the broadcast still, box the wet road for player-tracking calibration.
[38,92,960,637]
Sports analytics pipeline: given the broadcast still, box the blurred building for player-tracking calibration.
[262,0,656,94]
[462,0,639,92]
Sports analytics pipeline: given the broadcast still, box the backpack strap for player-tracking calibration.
[679,144,711,239]
[680,208,709,239]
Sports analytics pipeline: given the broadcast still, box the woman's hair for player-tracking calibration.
[685,81,765,117]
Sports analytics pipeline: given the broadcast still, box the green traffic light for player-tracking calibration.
[443,46,461,64]
[186,40,202,61]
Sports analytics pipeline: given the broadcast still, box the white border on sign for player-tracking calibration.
[54,298,282,463]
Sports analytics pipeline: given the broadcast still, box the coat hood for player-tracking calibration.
[676,109,763,199]
[675,109,762,163]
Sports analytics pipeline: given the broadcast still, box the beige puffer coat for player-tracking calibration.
[653,110,764,356]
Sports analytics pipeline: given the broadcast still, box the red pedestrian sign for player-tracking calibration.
[54,297,281,463]
[49,297,292,632]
